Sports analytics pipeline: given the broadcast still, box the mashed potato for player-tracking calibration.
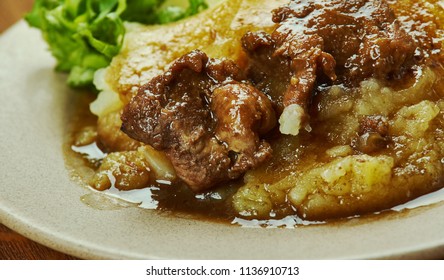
[72,0,444,222]
[234,68,444,220]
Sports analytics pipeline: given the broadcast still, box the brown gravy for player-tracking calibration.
[63,0,444,227]
[63,91,444,227]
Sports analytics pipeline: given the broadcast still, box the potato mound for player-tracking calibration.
[73,0,444,222]
[234,68,444,220]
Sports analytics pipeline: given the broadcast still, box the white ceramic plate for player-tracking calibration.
[1,21,444,260]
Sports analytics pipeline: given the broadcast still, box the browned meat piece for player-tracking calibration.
[211,83,276,176]
[353,115,390,154]
[121,50,276,192]
[241,31,290,111]
[243,0,418,135]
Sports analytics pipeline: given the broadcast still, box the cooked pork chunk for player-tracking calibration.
[243,0,419,135]
[121,50,275,191]
[121,0,423,191]
[80,0,444,221]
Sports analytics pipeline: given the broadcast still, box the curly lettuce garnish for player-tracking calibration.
[25,0,208,87]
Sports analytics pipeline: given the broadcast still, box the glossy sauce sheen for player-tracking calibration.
[66,0,444,226]
[64,92,237,221]
[64,87,444,227]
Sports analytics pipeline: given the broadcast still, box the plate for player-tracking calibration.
[1,21,444,260]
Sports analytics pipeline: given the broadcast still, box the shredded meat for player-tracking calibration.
[242,0,419,135]
[121,50,275,191]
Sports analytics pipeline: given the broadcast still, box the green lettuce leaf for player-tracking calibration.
[25,0,207,87]
[135,0,208,24]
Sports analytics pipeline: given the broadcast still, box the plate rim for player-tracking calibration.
[1,20,444,260]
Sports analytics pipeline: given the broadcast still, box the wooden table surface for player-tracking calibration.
[0,0,78,260]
